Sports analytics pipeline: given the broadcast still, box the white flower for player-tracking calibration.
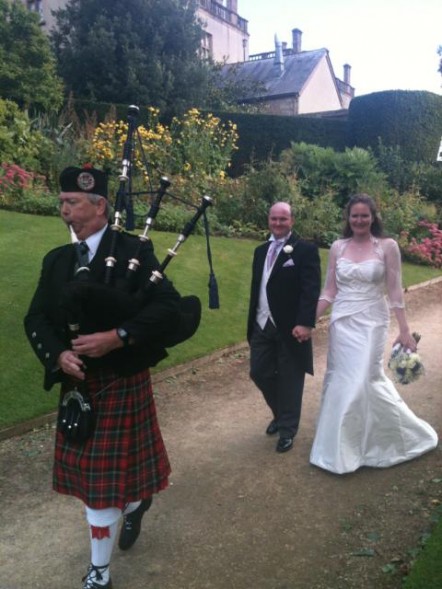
[283,245,293,254]
[388,334,424,385]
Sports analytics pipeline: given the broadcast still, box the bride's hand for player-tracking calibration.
[393,332,417,352]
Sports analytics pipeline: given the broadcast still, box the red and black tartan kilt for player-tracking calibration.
[53,368,170,509]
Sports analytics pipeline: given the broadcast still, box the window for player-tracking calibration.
[200,31,213,60]
[27,1,43,16]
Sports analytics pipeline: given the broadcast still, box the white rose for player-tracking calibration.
[283,245,293,254]
[407,353,420,365]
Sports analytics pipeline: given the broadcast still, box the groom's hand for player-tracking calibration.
[292,325,312,343]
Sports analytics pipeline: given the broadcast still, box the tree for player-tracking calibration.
[0,0,63,112]
[51,0,214,117]
[205,62,267,114]
[438,46,442,77]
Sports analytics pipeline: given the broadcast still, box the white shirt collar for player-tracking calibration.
[269,232,291,244]
[83,224,107,261]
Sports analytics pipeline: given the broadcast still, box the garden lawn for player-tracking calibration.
[403,515,442,589]
[1,209,441,430]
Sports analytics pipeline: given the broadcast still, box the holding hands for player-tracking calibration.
[292,325,312,343]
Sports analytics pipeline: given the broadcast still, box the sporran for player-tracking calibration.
[57,388,95,443]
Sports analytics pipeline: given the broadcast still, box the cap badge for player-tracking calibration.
[77,172,95,191]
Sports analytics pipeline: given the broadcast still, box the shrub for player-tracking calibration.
[378,189,437,240]
[0,163,34,200]
[399,221,442,268]
[280,142,387,207]
[0,99,54,173]
[210,160,303,233]
[10,192,59,216]
[0,162,42,201]
[412,163,442,205]
[209,175,265,238]
[89,106,172,182]
[87,106,239,202]
[133,200,205,236]
[292,192,342,246]
[31,101,96,191]
[168,108,239,193]
[0,162,57,214]
[371,141,414,193]
[373,141,442,204]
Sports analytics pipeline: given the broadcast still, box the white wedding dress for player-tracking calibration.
[310,238,438,474]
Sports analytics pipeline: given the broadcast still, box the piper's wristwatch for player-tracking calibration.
[116,327,130,346]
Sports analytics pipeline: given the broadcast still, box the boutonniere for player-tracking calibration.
[283,245,293,254]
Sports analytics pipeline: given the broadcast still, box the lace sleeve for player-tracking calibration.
[383,239,405,309]
[319,240,339,303]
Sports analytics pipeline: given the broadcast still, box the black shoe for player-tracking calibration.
[118,497,153,551]
[276,437,294,453]
[82,564,112,589]
[266,420,278,436]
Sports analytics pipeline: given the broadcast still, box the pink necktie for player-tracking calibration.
[266,241,279,271]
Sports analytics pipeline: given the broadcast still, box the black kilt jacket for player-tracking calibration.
[24,225,181,390]
[247,234,321,375]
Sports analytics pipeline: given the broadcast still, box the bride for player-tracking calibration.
[310,194,438,474]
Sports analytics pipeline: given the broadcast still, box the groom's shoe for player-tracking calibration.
[276,436,294,453]
[118,498,153,551]
[266,420,278,436]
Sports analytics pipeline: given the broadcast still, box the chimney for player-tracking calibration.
[343,64,351,85]
[292,28,302,53]
[274,34,284,75]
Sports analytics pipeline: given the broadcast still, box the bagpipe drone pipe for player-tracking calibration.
[60,104,219,349]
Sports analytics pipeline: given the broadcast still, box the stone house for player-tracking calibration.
[21,0,250,64]
[222,29,355,116]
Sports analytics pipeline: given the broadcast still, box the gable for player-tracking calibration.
[222,49,331,101]
[299,54,343,112]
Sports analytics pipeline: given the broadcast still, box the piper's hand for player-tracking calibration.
[72,330,124,358]
[57,350,86,380]
[292,325,312,343]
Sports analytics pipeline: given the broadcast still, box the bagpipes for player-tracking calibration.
[61,104,219,350]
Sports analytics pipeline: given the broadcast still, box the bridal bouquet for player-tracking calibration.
[388,332,424,385]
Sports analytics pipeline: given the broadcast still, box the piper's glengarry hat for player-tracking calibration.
[59,164,108,198]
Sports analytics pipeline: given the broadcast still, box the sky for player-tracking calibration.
[238,0,442,97]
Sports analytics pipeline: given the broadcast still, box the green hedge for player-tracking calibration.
[66,93,442,173]
[68,98,140,125]
[348,90,442,163]
[212,110,348,176]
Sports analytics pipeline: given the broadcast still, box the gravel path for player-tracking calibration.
[1,279,441,589]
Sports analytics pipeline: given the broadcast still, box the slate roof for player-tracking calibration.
[222,49,329,101]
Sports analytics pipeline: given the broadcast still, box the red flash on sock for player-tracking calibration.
[90,525,111,539]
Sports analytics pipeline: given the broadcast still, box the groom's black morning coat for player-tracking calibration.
[247,234,321,375]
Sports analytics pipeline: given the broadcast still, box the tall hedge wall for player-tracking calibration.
[348,90,442,163]
[70,91,442,170]
[212,111,348,176]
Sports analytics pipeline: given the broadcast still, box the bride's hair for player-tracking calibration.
[342,193,384,238]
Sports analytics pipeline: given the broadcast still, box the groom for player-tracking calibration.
[247,202,321,453]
